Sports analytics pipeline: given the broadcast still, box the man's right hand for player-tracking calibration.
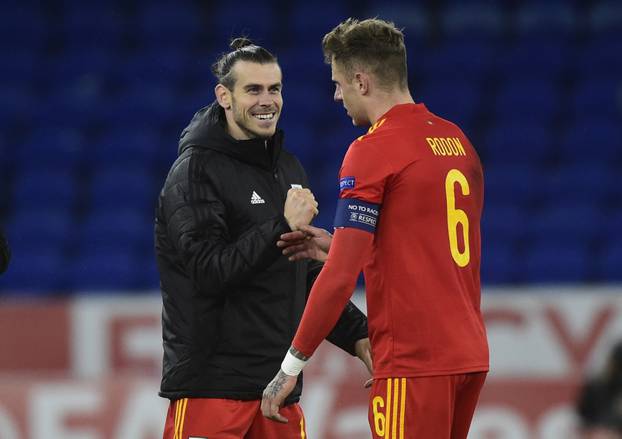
[277,225,332,262]
[284,188,318,231]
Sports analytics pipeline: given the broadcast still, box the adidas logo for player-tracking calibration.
[250,191,265,204]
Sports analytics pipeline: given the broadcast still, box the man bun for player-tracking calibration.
[230,37,254,50]
[212,37,277,89]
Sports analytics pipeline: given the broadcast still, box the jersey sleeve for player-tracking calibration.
[292,227,374,358]
[334,139,390,234]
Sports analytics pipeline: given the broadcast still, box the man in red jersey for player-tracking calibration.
[261,18,489,439]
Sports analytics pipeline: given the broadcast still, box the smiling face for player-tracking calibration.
[217,61,283,140]
[331,60,369,127]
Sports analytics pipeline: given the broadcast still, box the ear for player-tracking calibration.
[354,72,370,96]
[215,84,232,110]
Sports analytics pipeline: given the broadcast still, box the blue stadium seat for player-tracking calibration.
[12,169,78,210]
[0,50,43,84]
[494,79,559,124]
[113,51,189,84]
[0,83,37,127]
[441,3,504,37]
[575,36,622,79]
[366,4,429,36]
[483,122,554,164]
[559,120,621,163]
[77,208,152,251]
[98,83,180,126]
[0,135,11,170]
[280,83,331,126]
[416,39,494,81]
[46,48,115,84]
[542,164,616,205]
[515,2,577,36]
[278,48,331,83]
[136,3,201,46]
[418,80,482,129]
[483,165,541,207]
[0,4,48,51]
[481,240,518,285]
[571,79,622,119]
[495,37,571,80]
[588,1,622,33]
[16,125,85,170]
[524,242,592,283]
[277,120,317,167]
[526,204,601,246]
[482,204,527,242]
[599,240,622,281]
[288,3,350,45]
[5,209,73,252]
[61,4,125,50]
[69,250,139,290]
[0,247,67,293]
[87,167,156,212]
[212,3,278,46]
[92,126,162,168]
[137,256,160,289]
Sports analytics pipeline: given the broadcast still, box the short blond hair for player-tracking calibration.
[322,18,408,90]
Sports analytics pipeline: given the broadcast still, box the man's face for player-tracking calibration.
[227,61,283,139]
[331,61,368,126]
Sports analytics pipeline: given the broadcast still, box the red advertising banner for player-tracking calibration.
[0,288,620,439]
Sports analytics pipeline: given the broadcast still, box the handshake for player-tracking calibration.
[281,188,332,263]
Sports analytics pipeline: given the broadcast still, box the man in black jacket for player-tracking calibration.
[156,38,370,438]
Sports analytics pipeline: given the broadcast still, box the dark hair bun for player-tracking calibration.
[230,37,254,50]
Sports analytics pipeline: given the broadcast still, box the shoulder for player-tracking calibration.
[165,148,231,188]
[279,147,308,177]
[279,147,301,166]
[343,133,387,168]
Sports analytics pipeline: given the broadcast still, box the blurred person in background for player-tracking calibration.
[0,228,9,274]
[155,38,370,439]
[262,18,489,439]
[577,341,622,439]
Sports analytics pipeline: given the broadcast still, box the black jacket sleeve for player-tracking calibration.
[160,154,290,294]
[307,260,368,356]
[0,228,9,274]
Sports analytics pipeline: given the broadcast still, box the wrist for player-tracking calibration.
[284,215,298,231]
[281,347,308,376]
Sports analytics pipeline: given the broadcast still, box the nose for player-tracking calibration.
[258,91,274,106]
[334,87,342,102]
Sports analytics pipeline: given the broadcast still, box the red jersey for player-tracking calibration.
[334,103,488,377]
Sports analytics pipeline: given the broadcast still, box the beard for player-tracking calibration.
[230,97,276,140]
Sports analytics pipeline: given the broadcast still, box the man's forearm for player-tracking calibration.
[291,228,374,358]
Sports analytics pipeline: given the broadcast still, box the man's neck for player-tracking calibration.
[367,90,415,125]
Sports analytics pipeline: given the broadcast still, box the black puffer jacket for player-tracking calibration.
[156,103,368,403]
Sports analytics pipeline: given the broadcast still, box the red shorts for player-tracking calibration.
[368,373,486,439]
[162,398,307,439]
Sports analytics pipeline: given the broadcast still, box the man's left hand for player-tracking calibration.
[261,369,298,423]
[355,338,374,388]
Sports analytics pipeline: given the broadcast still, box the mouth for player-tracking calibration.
[252,112,276,121]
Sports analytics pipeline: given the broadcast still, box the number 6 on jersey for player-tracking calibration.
[445,169,470,267]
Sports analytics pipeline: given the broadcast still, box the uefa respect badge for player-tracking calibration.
[339,176,355,192]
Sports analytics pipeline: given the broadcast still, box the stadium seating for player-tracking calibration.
[0,0,620,292]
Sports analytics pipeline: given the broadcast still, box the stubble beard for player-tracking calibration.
[231,98,274,140]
